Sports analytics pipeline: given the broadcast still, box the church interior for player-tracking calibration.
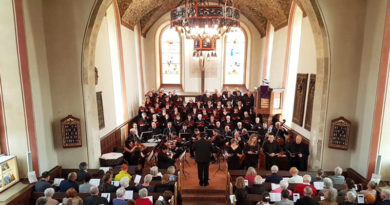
[1,0,390,204]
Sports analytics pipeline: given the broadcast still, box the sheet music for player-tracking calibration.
[111,181,120,186]
[271,183,281,190]
[229,195,235,204]
[314,181,324,190]
[89,179,100,187]
[146,196,153,203]
[320,196,324,200]
[283,177,289,182]
[358,194,365,204]
[53,178,64,186]
[124,191,133,200]
[244,180,248,186]
[157,172,163,177]
[134,175,142,184]
[158,196,164,201]
[99,167,110,174]
[28,171,37,183]
[270,193,281,202]
[293,193,300,202]
[101,193,110,202]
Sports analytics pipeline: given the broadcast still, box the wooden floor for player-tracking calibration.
[180,154,227,205]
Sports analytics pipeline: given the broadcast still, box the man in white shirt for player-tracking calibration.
[288,167,303,184]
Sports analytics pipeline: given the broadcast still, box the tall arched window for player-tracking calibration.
[160,27,181,85]
[224,27,246,85]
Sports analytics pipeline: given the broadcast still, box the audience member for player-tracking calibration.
[59,172,78,192]
[359,181,377,204]
[120,176,133,190]
[319,177,334,196]
[76,162,88,182]
[294,175,317,197]
[155,190,173,205]
[379,189,390,205]
[115,164,132,181]
[330,166,345,185]
[150,166,162,181]
[35,171,51,192]
[341,191,357,205]
[319,188,338,205]
[271,179,292,196]
[339,178,357,197]
[275,189,294,205]
[168,166,177,182]
[288,167,303,184]
[127,200,136,205]
[248,175,266,194]
[295,187,318,205]
[136,174,154,193]
[99,173,117,193]
[265,165,283,183]
[256,192,271,205]
[244,167,257,185]
[155,174,174,193]
[36,197,47,205]
[83,186,109,205]
[135,188,153,205]
[79,173,92,193]
[313,169,324,182]
[43,188,59,205]
[235,177,251,205]
[65,188,83,205]
[113,187,127,205]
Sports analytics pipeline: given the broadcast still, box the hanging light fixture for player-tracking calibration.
[171,0,240,40]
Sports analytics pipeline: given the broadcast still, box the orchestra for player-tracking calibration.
[123,88,309,172]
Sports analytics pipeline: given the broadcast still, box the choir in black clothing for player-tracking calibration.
[124,88,309,171]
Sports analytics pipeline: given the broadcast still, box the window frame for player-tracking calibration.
[223,27,248,86]
[159,26,183,87]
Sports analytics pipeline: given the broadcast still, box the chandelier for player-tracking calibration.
[170,0,240,40]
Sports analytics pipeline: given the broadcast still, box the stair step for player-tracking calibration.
[182,188,226,194]
[183,194,226,202]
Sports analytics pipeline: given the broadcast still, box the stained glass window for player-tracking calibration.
[224,27,246,84]
[161,27,181,84]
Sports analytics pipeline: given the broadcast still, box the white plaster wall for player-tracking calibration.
[94,17,117,137]
[379,72,390,180]
[269,26,288,88]
[23,0,58,173]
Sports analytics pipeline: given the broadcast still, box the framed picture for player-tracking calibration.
[61,115,82,148]
[328,117,351,150]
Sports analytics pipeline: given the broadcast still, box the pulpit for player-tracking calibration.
[254,86,285,122]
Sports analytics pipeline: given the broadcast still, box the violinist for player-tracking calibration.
[127,147,145,168]
[157,145,175,169]
[129,128,142,143]
[262,134,281,170]
[124,135,139,164]
[244,134,260,169]
[210,129,224,149]
[226,139,243,170]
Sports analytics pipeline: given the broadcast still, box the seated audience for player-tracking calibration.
[150,166,162,181]
[168,166,177,182]
[244,167,257,185]
[275,189,294,205]
[63,188,82,205]
[256,192,271,205]
[99,173,117,193]
[43,188,59,205]
[135,188,153,205]
[79,173,92,193]
[115,164,132,181]
[288,167,303,184]
[359,181,377,204]
[265,165,283,184]
[341,191,357,205]
[76,162,88,182]
[155,174,174,193]
[83,186,109,205]
[113,187,127,205]
[339,178,357,197]
[313,169,324,182]
[59,172,78,192]
[120,176,133,190]
[319,188,338,205]
[36,197,47,205]
[295,187,318,205]
[35,171,51,192]
[330,166,345,185]
[319,177,334,195]
[235,177,251,205]
[271,179,292,196]
[248,175,266,194]
[155,190,173,205]
[379,189,390,205]
[293,175,317,197]
[136,174,154,193]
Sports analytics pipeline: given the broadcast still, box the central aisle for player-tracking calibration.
[180,154,228,205]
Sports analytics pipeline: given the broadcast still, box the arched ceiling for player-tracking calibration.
[117,0,293,37]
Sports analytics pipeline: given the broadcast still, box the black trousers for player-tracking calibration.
[265,156,278,170]
[197,162,210,185]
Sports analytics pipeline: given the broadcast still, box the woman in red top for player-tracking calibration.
[135,188,153,205]
[293,174,318,196]
[244,166,257,185]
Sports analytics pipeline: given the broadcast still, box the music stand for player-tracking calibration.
[141,131,152,141]
[179,150,189,177]
[213,146,225,176]
[179,133,191,141]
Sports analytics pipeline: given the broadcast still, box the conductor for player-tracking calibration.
[192,131,213,186]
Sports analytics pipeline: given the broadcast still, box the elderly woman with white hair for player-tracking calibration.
[319,188,338,205]
[293,174,317,196]
[271,179,292,196]
[136,174,155,193]
[150,166,162,181]
[43,188,59,205]
[135,188,153,205]
[112,187,127,205]
[119,176,133,190]
[341,191,357,205]
[249,175,266,194]
[330,166,345,185]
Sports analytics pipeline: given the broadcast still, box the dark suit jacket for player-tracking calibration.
[265,173,283,184]
[34,180,51,192]
[192,138,213,163]
[379,200,390,205]
[59,179,78,192]
[98,183,117,193]
[83,195,109,205]
[163,127,176,136]
[295,196,318,205]
[157,152,175,169]
[76,170,87,182]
